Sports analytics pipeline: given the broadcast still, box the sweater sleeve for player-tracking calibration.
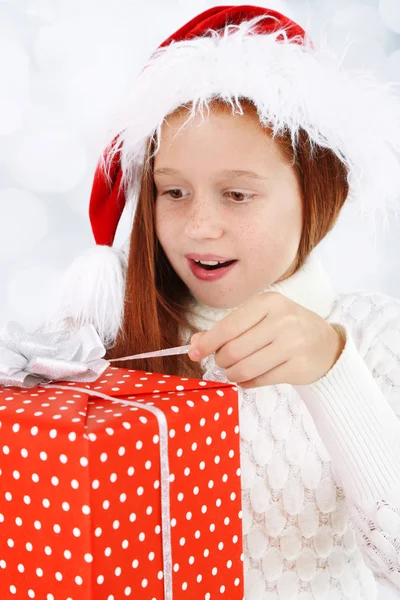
[294,291,400,592]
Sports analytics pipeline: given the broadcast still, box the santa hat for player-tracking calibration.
[47,4,400,346]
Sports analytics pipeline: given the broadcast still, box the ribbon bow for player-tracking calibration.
[0,321,109,388]
[0,321,194,389]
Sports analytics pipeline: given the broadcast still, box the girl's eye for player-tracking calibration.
[226,191,254,203]
[163,189,186,200]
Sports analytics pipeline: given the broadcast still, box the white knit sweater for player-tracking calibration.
[181,251,400,600]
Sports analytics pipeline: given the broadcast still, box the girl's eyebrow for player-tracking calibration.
[154,167,269,181]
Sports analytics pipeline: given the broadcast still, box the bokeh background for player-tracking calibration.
[0,1,399,598]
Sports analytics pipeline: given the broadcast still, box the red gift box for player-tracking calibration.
[0,365,244,599]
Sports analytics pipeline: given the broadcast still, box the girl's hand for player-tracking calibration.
[188,292,346,388]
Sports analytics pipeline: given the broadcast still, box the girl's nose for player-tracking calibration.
[183,196,224,239]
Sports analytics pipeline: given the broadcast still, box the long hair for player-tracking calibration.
[105,98,349,376]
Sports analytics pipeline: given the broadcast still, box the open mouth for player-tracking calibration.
[193,259,237,271]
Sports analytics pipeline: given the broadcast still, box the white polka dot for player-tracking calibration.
[21,448,28,458]
[53,524,61,533]
[23,495,31,504]
[103,500,110,510]
[5,492,12,501]
[195,530,201,539]
[124,587,131,596]
[141,579,148,588]
[179,537,185,546]
[43,499,50,508]
[28,590,35,598]
[82,505,90,515]
[73,528,81,537]
[193,486,199,495]
[110,473,117,483]
[105,547,111,557]
[31,426,38,436]
[128,467,134,476]
[129,513,136,522]
[50,429,58,439]
[177,492,184,501]
[84,553,93,563]
[15,517,22,526]
[115,567,122,576]
[97,575,104,584]
[71,479,79,489]
[212,567,218,575]
[137,486,144,496]
[62,502,70,512]
[113,520,120,529]
[118,446,125,456]
[148,552,155,561]
[139,532,145,542]
[13,470,20,480]
[136,440,143,450]
[45,546,52,555]
[59,454,68,463]
[36,568,43,576]
[94,527,102,537]
[186,512,192,520]
[40,451,47,461]
[80,457,88,467]
[197,574,202,583]
[122,539,129,549]
[26,542,33,551]
[32,473,39,483]
[34,520,41,530]
[75,576,83,585]
[10,585,16,594]
[132,559,139,568]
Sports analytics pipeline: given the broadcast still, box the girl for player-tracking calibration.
[49,6,400,600]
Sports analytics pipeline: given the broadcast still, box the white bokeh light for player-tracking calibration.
[0,189,48,261]
[379,0,400,34]
[6,128,87,194]
[6,265,63,330]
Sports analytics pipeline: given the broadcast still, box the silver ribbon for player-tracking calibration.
[0,321,192,389]
[0,322,110,388]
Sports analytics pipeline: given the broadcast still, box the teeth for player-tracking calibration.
[194,260,228,266]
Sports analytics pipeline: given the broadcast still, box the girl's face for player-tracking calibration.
[154,104,303,309]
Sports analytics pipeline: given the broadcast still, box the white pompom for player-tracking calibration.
[45,245,128,347]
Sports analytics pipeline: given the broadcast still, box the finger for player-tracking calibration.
[190,292,276,360]
[238,359,290,388]
[215,317,276,369]
[223,337,288,384]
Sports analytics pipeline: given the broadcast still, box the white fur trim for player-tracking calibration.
[103,15,400,227]
[45,245,128,347]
